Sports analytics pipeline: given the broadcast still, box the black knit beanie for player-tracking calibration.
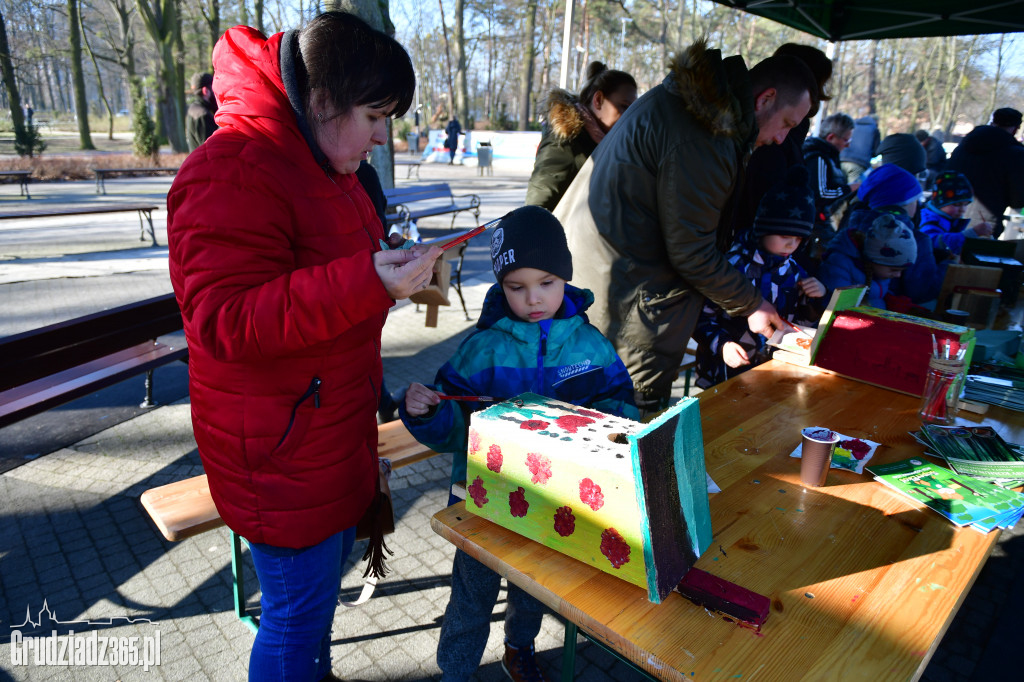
[490,206,573,284]
[752,165,816,239]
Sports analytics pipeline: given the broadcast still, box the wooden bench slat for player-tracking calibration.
[141,420,439,542]
[0,342,186,428]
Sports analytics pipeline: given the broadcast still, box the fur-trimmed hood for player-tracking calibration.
[665,38,749,138]
[543,88,586,142]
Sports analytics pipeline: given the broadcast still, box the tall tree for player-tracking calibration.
[136,0,186,152]
[197,0,221,71]
[0,9,30,155]
[67,0,97,149]
[517,0,537,130]
[453,0,468,123]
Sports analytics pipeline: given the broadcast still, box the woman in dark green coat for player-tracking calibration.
[526,62,637,211]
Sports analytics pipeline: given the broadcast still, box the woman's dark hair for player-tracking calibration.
[578,61,637,111]
[298,11,415,118]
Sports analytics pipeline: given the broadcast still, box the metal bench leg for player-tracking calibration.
[231,531,260,634]
[21,179,30,199]
[561,621,578,682]
[140,210,157,247]
[96,173,105,195]
[455,247,470,320]
[140,369,157,408]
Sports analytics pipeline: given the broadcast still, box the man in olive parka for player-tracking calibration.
[554,39,818,412]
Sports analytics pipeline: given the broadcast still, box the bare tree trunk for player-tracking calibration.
[867,40,878,115]
[254,0,264,34]
[517,0,538,130]
[137,0,186,152]
[79,9,115,139]
[0,10,28,143]
[67,0,96,149]
[199,0,221,70]
[437,0,455,118]
[988,33,1005,116]
[453,0,469,124]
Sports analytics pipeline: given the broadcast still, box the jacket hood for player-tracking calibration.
[803,135,840,161]
[212,26,328,168]
[477,283,593,331]
[544,89,585,142]
[665,39,750,138]
[959,125,1021,155]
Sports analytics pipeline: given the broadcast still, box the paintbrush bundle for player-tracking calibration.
[867,458,1024,534]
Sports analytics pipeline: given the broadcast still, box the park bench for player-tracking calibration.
[93,167,178,195]
[140,419,440,632]
[394,158,421,179]
[0,294,187,430]
[0,170,32,199]
[0,202,162,246]
[384,182,480,231]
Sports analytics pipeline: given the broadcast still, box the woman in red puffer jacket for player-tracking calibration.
[167,12,440,681]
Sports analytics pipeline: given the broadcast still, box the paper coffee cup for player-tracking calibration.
[800,427,840,487]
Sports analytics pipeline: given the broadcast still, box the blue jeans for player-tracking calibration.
[247,527,355,681]
[436,548,546,681]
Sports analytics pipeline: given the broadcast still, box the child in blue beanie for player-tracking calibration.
[920,171,994,256]
[819,164,920,309]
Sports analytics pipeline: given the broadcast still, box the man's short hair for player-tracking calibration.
[819,113,854,139]
[992,107,1022,129]
[190,72,213,94]
[914,129,930,142]
[748,54,819,114]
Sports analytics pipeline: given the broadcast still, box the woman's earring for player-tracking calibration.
[316,112,324,123]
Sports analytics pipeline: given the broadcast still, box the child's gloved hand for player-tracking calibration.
[404,382,441,417]
[797,277,826,298]
[722,341,752,369]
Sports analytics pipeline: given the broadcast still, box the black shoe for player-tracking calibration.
[501,642,549,682]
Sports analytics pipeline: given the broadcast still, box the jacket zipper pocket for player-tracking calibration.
[276,376,322,449]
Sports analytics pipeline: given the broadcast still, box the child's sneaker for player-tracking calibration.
[501,643,549,682]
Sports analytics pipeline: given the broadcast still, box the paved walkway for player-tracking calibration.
[0,163,1020,681]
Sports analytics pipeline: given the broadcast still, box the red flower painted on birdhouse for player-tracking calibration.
[600,527,631,568]
[553,506,576,537]
[487,444,503,473]
[579,478,605,511]
[468,477,488,508]
[520,420,549,431]
[576,408,606,419]
[469,428,481,455]
[555,415,595,433]
[509,487,529,517]
[525,453,552,484]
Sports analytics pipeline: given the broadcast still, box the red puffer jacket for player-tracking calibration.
[167,26,393,548]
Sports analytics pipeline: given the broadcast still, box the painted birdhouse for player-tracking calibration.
[465,393,711,603]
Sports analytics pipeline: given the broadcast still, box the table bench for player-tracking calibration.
[92,167,178,195]
[384,182,480,231]
[0,170,32,199]
[0,294,187,430]
[395,158,421,179]
[0,202,162,246]
[140,419,440,632]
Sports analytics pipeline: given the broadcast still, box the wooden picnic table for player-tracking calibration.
[0,202,161,246]
[0,170,32,199]
[432,360,1024,681]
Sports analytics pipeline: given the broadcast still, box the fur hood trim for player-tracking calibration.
[544,88,585,141]
[666,38,742,137]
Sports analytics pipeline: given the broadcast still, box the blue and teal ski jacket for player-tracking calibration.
[400,283,638,485]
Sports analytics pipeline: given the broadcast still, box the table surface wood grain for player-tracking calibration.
[431,360,1024,682]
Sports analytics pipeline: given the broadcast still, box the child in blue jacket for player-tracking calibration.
[920,170,994,257]
[820,164,920,309]
[694,166,826,389]
[401,205,637,682]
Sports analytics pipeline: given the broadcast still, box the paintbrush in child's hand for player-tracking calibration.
[436,393,496,402]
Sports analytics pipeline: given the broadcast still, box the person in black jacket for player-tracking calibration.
[444,117,462,164]
[525,62,636,210]
[802,113,855,262]
[947,108,1024,237]
[915,129,947,190]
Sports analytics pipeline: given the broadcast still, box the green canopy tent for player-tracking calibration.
[710,1,1024,40]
